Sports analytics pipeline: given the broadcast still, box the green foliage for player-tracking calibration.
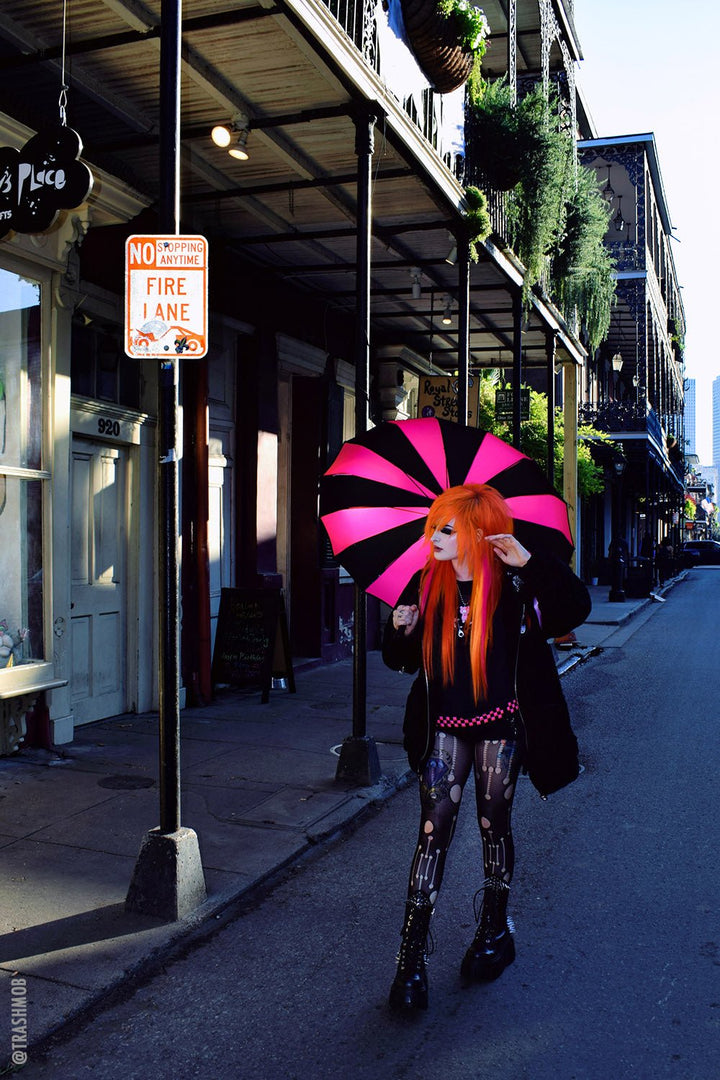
[550,165,616,353]
[504,89,574,288]
[463,185,491,261]
[466,79,575,288]
[465,80,617,352]
[438,0,490,55]
[684,497,696,521]
[475,373,610,497]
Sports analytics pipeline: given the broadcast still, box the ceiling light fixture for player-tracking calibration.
[445,244,457,266]
[211,114,251,161]
[442,297,452,325]
[410,267,422,300]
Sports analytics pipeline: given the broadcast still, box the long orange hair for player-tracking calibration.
[420,484,514,703]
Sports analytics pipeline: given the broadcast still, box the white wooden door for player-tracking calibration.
[208,458,232,656]
[70,439,128,724]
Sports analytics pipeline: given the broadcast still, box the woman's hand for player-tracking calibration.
[392,604,419,635]
[485,533,531,568]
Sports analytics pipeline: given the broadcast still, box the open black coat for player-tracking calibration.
[381,551,592,797]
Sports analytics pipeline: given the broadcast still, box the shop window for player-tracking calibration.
[71,319,140,409]
[0,269,46,670]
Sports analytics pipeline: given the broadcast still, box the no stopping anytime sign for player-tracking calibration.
[125,234,208,359]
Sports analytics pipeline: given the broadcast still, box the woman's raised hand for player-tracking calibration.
[392,604,419,635]
[485,533,531,568]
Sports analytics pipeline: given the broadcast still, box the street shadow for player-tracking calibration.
[0,902,164,963]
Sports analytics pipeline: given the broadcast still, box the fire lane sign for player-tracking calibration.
[125,234,208,358]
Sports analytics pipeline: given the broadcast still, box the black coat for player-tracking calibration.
[381,551,592,797]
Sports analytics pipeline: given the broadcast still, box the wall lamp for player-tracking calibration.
[445,244,457,265]
[211,114,251,161]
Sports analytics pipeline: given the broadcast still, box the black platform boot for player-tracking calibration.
[388,892,434,1011]
[460,878,515,986]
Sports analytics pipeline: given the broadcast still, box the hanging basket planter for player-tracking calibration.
[400,0,474,94]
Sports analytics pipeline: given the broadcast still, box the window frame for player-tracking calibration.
[0,255,56,697]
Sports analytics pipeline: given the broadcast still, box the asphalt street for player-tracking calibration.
[11,568,720,1080]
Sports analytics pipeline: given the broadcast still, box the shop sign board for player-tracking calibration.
[124,234,208,359]
[0,125,93,240]
[417,374,481,426]
[495,387,530,422]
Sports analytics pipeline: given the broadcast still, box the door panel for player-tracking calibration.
[70,440,128,724]
[208,461,232,655]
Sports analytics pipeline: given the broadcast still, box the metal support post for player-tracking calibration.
[336,109,380,786]
[457,237,470,426]
[511,288,522,449]
[546,330,556,484]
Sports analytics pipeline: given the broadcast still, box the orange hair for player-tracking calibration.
[420,484,514,703]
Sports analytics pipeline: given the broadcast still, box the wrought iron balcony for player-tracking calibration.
[579,400,661,440]
[320,0,463,176]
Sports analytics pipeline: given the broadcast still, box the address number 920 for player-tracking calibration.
[97,417,121,437]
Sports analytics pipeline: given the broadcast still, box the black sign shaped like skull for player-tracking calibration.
[0,125,93,240]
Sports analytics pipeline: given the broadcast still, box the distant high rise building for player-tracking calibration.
[714,377,720,467]
[685,378,696,458]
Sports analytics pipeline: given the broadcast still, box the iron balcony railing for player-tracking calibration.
[579,400,662,440]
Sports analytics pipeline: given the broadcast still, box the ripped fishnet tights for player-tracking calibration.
[407,730,522,904]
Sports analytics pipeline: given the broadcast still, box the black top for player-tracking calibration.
[431,580,518,739]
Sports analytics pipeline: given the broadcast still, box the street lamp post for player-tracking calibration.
[608,458,627,602]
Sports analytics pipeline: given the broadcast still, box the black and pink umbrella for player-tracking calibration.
[320,417,573,606]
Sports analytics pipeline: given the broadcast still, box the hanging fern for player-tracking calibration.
[503,85,575,288]
[463,185,492,261]
[551,164,616,353]
[466,79,574,287]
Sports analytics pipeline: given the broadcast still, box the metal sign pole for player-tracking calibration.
[126,0,206,919]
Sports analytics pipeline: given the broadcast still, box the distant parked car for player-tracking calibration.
[680,540,720,566]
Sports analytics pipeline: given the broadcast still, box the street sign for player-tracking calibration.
[417,374,481,426]
[124,234,208,358]
[495,387,530,422]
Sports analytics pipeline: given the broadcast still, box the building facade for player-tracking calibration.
[684,377,696,458]
[578,133,686,588]
[0,1,608,752]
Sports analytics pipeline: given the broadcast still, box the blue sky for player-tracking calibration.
[573,0,719,461]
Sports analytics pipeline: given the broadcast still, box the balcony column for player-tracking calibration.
[511,286,522,449]
[563,361,579,573]
[507,0,517,105]
[457,236,471,426]
[335,108,380,787]
[545,329,557,483]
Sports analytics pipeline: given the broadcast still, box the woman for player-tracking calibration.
[382,483,591,1012]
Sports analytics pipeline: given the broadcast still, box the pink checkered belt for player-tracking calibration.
[436,699,520,731]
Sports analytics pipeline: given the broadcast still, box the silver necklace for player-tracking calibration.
[456,580,471,638]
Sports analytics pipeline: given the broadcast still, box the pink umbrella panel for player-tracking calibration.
[320,418,573,607]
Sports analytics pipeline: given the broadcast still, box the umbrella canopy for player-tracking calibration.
[320,417,573,606]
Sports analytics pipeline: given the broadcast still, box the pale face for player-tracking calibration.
[430,519,459,563]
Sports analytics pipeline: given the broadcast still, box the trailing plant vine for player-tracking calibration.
[550,164,616,353]
[465,78,575,289]
[463,185,492,261]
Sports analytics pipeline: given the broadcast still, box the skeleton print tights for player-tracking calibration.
[407,731,522,904]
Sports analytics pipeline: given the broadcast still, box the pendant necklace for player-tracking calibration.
[456,580,471,638]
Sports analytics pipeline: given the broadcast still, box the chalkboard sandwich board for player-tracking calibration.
[211,587,295,703]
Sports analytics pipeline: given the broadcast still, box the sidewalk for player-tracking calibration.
[0,575,682,1062]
